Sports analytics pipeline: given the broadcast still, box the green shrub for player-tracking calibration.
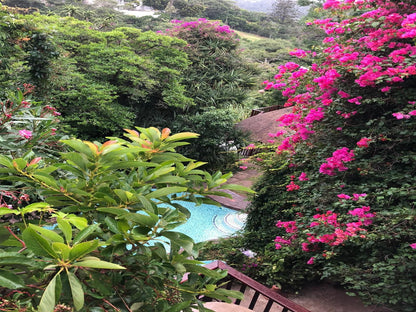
[0,125,251,311]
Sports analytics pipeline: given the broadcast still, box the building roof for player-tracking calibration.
[236,107,292,143]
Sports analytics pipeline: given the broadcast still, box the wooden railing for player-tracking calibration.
[203,261,311,312]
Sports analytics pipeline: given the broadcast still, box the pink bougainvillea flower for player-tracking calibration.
[274,236,291,245]
[19,129,32,139]
[307,257,315,265]
[337,194,351,200]
[286,181,300,191]
[239,166,248,170]
[357,137,371,148]
[352,193,367,201]
[410,243,416,249]
[392,112,410,119]
[276,220,298,233]
[298,172,309,181]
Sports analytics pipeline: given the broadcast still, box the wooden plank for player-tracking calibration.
[206,261,312,312]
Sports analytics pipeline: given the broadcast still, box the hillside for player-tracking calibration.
[234,0,274,12]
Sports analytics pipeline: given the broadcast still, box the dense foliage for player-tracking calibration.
[244,0,416,310]
[160,19,255,170]
[0,4,253,171]
[0,91,252,311]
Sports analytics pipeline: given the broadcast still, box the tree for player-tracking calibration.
[163,19,255,111]
[13,14,193,140]
[271,0,298,24]
[142,0,169,10]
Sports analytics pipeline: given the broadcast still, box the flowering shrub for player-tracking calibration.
[0,87,61,158]
[245,0,416,310]
[161,18,255,110]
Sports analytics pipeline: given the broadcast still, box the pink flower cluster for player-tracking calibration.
[337,193,367,201]
[289,49,316,58]
[356,137,371,148]
[306,207,375,246]
[286,175,300,191]
[319,147,355,175]
[19,129,32,139]
[392,111,416,119]
[170,18,234,34]
[275,205,375,257]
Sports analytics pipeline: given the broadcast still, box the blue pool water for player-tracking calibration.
[168,200,247,243]
[45,198,246,244]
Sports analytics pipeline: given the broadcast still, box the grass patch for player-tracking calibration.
[235,30,269,41]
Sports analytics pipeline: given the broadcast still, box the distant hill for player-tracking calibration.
[234,0,310,16]
[234,0,274,13]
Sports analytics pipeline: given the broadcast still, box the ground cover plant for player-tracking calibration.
[243,0,416,311]
[0,90,254,311]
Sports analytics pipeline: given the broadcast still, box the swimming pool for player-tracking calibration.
[171,200,247,243]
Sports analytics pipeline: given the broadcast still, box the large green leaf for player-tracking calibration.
[143,166,175,182]
[33,173,58,188]
[165,301,192,312]
[69,240,99,261]
[62,152,89,172]
[122,211,159,228]
[96,207,129,217]
[137,195,156,213]
[68,271,84,311]
[38,273,58,312]
[164,132,199,142]
[12,159,27,170]
[52,242,71,260]
[57,217,72,244]
[104,217,120,234]
[0,227,11,244]
[74,259,125,270]
[73,223,100,244]
[21,202,51,215]
[22,227,58,258]
[66,214,88,230]
[0,155,14,169]
[114,189,134,203]
[183,264,225,279]
[28,224,64,243]
[160,231,194,254]
[0,270,25,289]
[61,139,94,158]
[145,187,188,199]
[0,207,19,216]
